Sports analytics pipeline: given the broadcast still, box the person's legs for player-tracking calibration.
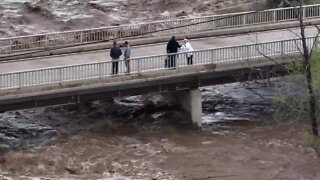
[115,61,119,74]
[172,54,176,68]
[112,59,119,75]
[188,55,193,65]
[125,59,129,73]
[112,61,116,75]
[168,55,173,68]
[165,57,168,68]
[126,59,130,73]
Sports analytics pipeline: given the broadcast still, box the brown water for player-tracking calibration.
[1,80,319,179]
[0,82,275,150]
[0,0,255,37]
[0,113,319,179]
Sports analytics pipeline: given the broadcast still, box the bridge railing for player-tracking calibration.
[0,37,316,90]
[0,4,319,54]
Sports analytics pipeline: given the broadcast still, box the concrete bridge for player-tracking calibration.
[1,4,320,126]
[0,36,317,126]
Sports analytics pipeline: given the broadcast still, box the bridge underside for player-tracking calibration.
[0,61,289,113]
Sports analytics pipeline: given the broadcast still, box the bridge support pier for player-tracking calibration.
[174,88,202,127]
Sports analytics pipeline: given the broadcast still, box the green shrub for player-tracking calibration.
[273,50,320,122]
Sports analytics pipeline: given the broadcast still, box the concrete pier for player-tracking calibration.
[174,89,202,127]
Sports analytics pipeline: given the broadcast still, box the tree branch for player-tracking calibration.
[309,25,320,56]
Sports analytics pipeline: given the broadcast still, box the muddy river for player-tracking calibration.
[4,79,318,179]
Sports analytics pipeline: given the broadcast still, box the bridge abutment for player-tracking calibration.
[173,88,202,127]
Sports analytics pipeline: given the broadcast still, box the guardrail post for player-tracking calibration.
[137,59,140,73]
[99,63,103,79]
[148,24,152,37]
[281,41,284,55]
[303,6,306,18]
[80,31,83,43]
[273,10,276,22]
[45,34,48,48]
[246,45,250,60]
[59,68,62,84]
[212,16,215,30]
[177,53,180,68]
[243,14,246,26]
[211,50,214,64]
[9,39,12,53]
[117,28,121,39]
[18,72,21,88]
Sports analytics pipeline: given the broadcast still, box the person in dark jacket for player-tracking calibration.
[110,41,122,75]
[166,36,181,68]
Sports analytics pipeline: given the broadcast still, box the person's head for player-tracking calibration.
[124,41,129,47]
[184,37,189,44]
[171,36,176,41]
[113,41,117,47]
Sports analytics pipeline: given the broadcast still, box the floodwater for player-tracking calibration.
[0,80,319,179]
[0,0,255,37]
[1,80,308,179]
[0,82,276,150]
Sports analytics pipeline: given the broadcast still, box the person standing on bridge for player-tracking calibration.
[166,36,181,68]
[123,41,131,74]
[182,37,194,65]
[110,41,122,75]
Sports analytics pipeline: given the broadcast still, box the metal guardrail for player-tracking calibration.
[0,4,319,54]
[0,37,316,90]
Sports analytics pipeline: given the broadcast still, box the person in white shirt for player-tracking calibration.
[123,41,131,73]
[182,38,194,65]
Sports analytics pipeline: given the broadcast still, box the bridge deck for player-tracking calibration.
[0,27,317,74]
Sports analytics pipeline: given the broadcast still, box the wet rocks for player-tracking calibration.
[88,1,113,12]
[24,2,55,19]
[65,165,78,175]
[176,11,188,17]
[24,2,41,12]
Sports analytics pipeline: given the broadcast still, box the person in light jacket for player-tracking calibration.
[182,37,194,65]
[110,41,122,75]
[123,41,131,73]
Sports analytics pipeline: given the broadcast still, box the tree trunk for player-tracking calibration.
[298,0,319,136]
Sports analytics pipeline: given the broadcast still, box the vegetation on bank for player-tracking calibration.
[274,51,320,122]
[273,43,320,156]
[261,0,320,156]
